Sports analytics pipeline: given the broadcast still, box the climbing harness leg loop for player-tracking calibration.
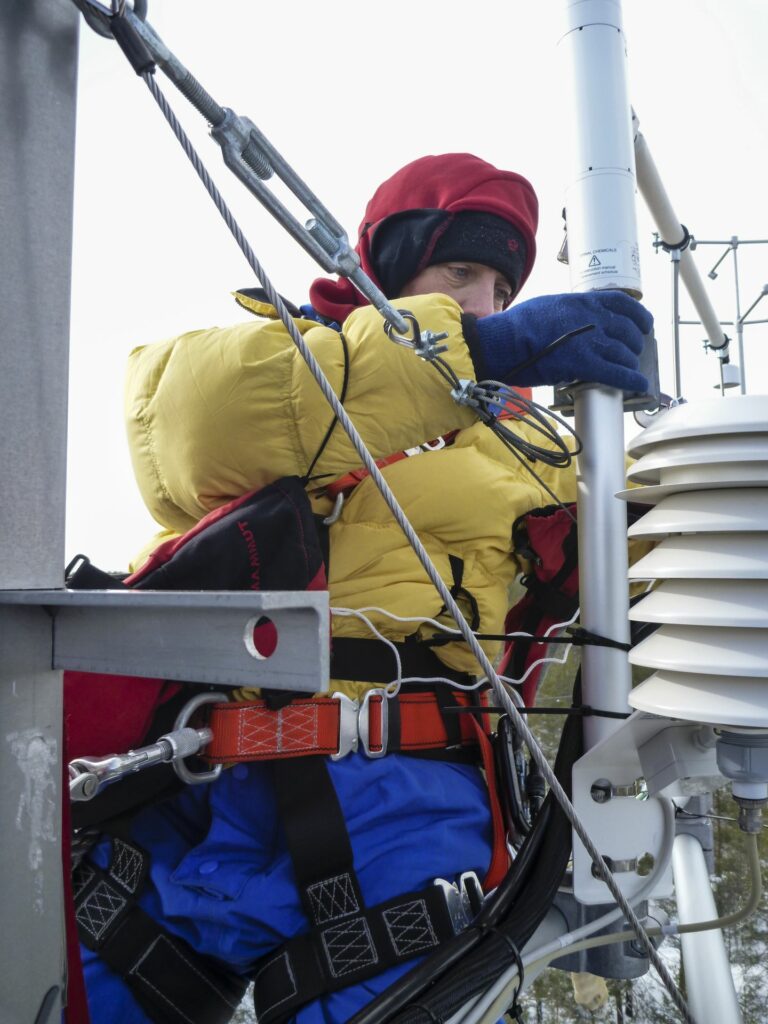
[251,758,485,1024]
[73,836,248,1024]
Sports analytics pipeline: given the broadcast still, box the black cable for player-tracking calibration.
[303,331,351,483]
[502,324,595,380]
[347,784,554,1024]
[404,314,584,526]
[425,351,582,471]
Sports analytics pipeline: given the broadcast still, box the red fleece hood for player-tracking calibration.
[309,153,539,324]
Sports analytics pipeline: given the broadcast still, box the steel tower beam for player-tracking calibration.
[0,0,79,1020]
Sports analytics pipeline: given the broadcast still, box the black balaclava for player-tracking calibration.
[369,209,528,300]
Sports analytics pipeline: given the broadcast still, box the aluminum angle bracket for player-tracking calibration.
[0,589,329,693]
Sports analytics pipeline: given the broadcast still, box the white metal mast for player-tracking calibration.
[557,0,639,748]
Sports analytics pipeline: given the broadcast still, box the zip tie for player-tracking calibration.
[475,930,525,1023]
[426,627,629,650]
[567,626,632,652]
[441,704,631,720]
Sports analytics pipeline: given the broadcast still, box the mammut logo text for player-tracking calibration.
[237,521,261,589]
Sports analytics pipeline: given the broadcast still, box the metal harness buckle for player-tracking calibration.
[331,689,389,761]
[432,871,485,934]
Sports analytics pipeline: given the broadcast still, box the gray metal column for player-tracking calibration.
[0,0,79,1020]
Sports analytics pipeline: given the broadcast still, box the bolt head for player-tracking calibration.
[590,779,613,804]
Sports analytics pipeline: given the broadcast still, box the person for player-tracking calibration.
[74,153,651,1024]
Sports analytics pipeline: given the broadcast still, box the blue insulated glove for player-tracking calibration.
[472,290,653,391]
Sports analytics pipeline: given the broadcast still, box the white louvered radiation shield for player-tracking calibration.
[619,395,768,728]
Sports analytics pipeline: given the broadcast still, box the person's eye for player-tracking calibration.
[447,265,471,280]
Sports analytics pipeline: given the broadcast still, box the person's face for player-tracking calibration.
[401,262,513,317]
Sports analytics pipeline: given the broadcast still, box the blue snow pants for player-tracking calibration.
[80,750,493,1024]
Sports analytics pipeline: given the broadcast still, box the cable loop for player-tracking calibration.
[428,358,584,519]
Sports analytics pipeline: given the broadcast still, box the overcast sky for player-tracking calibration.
[67,0,768,568]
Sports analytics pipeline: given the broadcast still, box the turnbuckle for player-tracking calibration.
[68,692,226,801]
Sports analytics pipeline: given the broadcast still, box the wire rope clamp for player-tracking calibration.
[450,378,481,409]
[384,311,449,360]
[172,691,227,785]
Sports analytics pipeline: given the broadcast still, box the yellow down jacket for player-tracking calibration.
[125,292,578,699]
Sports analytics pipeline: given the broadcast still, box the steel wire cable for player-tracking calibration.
[139,70,696,1024]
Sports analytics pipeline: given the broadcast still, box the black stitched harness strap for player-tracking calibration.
[252,884,457,1024]
[73,838,248,1024]
[253,757,464,1024]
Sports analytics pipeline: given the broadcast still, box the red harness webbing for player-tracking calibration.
[205,692,480,760]
[202,692,510,890]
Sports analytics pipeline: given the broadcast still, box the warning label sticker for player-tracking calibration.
[577,242,641,287]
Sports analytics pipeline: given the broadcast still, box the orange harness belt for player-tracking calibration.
[202,691,509,888]
[203,691,484,762]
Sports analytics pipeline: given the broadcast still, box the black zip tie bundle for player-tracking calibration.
[442,704,631,720]
[425,625,632,652]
